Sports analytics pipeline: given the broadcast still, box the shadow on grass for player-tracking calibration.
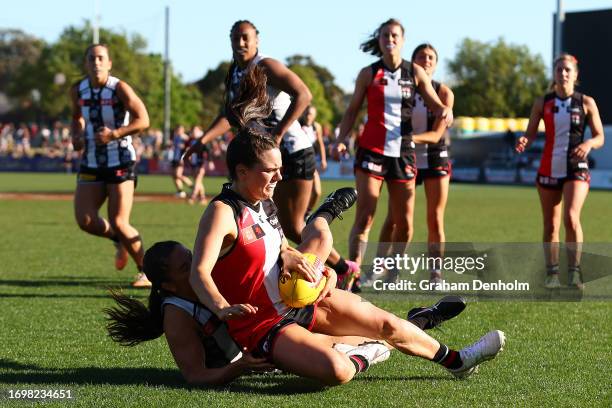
[355,374,448,382]
[0,293,118,299]
[0,278,128,289]
[0,359,325,395]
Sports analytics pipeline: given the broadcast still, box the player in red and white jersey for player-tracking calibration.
[334,19,453,277]
[187,79,503,385]
[378,44,454,285]
[516,53,604,289]
[105,239,470,385]
[70,44,151,287]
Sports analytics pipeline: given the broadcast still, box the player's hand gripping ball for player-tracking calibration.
[279,253,326,308]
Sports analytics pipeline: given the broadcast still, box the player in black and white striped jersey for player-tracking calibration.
[70,44,151,287]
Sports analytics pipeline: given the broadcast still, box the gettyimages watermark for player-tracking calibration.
[357,243,612,301]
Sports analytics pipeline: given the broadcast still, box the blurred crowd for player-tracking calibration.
[0,120,354,167]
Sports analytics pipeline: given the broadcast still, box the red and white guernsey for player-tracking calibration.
[210,184,289,351]
[360,59,416,157]
[539,92,587,178]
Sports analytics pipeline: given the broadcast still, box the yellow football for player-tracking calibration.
[278,253,326,308]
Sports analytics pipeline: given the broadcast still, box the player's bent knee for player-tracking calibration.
[302,227,332,247]
[379,314,402,339]
[75,213,94,231]
[324,354,355,385]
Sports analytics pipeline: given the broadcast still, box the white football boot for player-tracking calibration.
[334,341,391,367]
[448,330,506,379]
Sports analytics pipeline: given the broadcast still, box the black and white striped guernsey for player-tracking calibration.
[77,76,136,169]
[162,295,242,368]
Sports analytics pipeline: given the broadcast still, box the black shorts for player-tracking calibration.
[354,147,416,182]
[281,147,316,181]
[77,163,138,186]
[171,160,182,168]
[536,171,590,190]
[416,163,452,185]
[253,305,317,359]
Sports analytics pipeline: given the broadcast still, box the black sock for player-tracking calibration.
[309,211,334,226]
[331,257,349,275]
[109,234,120,244]
[546,264,559,275]
[348,355,369,373]
[432,344,462,369]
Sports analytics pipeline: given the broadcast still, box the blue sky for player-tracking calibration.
[1,0,610,92]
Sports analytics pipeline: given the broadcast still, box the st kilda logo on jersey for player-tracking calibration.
[398,79,413,99]
[242,223,266,244]
[268,214,280,228]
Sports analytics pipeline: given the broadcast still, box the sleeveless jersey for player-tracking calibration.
[302,124,317,145]
[77,76,135,169]
[539,92,588,178]
[360,59,417,158]
[227,53,312,154]
[412,80,449,169]
[210,184,288,351]
[171,133,186,162]
[162,295,242,368]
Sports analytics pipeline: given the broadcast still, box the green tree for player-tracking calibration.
[0,29,46,118]
[288,64,335,126]
[286,55,346,125]
[447,38,548,117]
[9,22,202,127]
[194,61,231,127]
[0,29,45,91]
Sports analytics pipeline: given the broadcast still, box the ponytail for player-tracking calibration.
[104,288,165,346]
[225,64,272,128]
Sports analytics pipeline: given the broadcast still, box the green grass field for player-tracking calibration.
[0,173,610,407]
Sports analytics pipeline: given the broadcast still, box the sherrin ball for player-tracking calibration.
[278,253,326,308]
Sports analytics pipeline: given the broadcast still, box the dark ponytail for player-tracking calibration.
[225,64,272,129]
[360,18,405,57]
[224,66,277,181]
[104,241,180,346]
